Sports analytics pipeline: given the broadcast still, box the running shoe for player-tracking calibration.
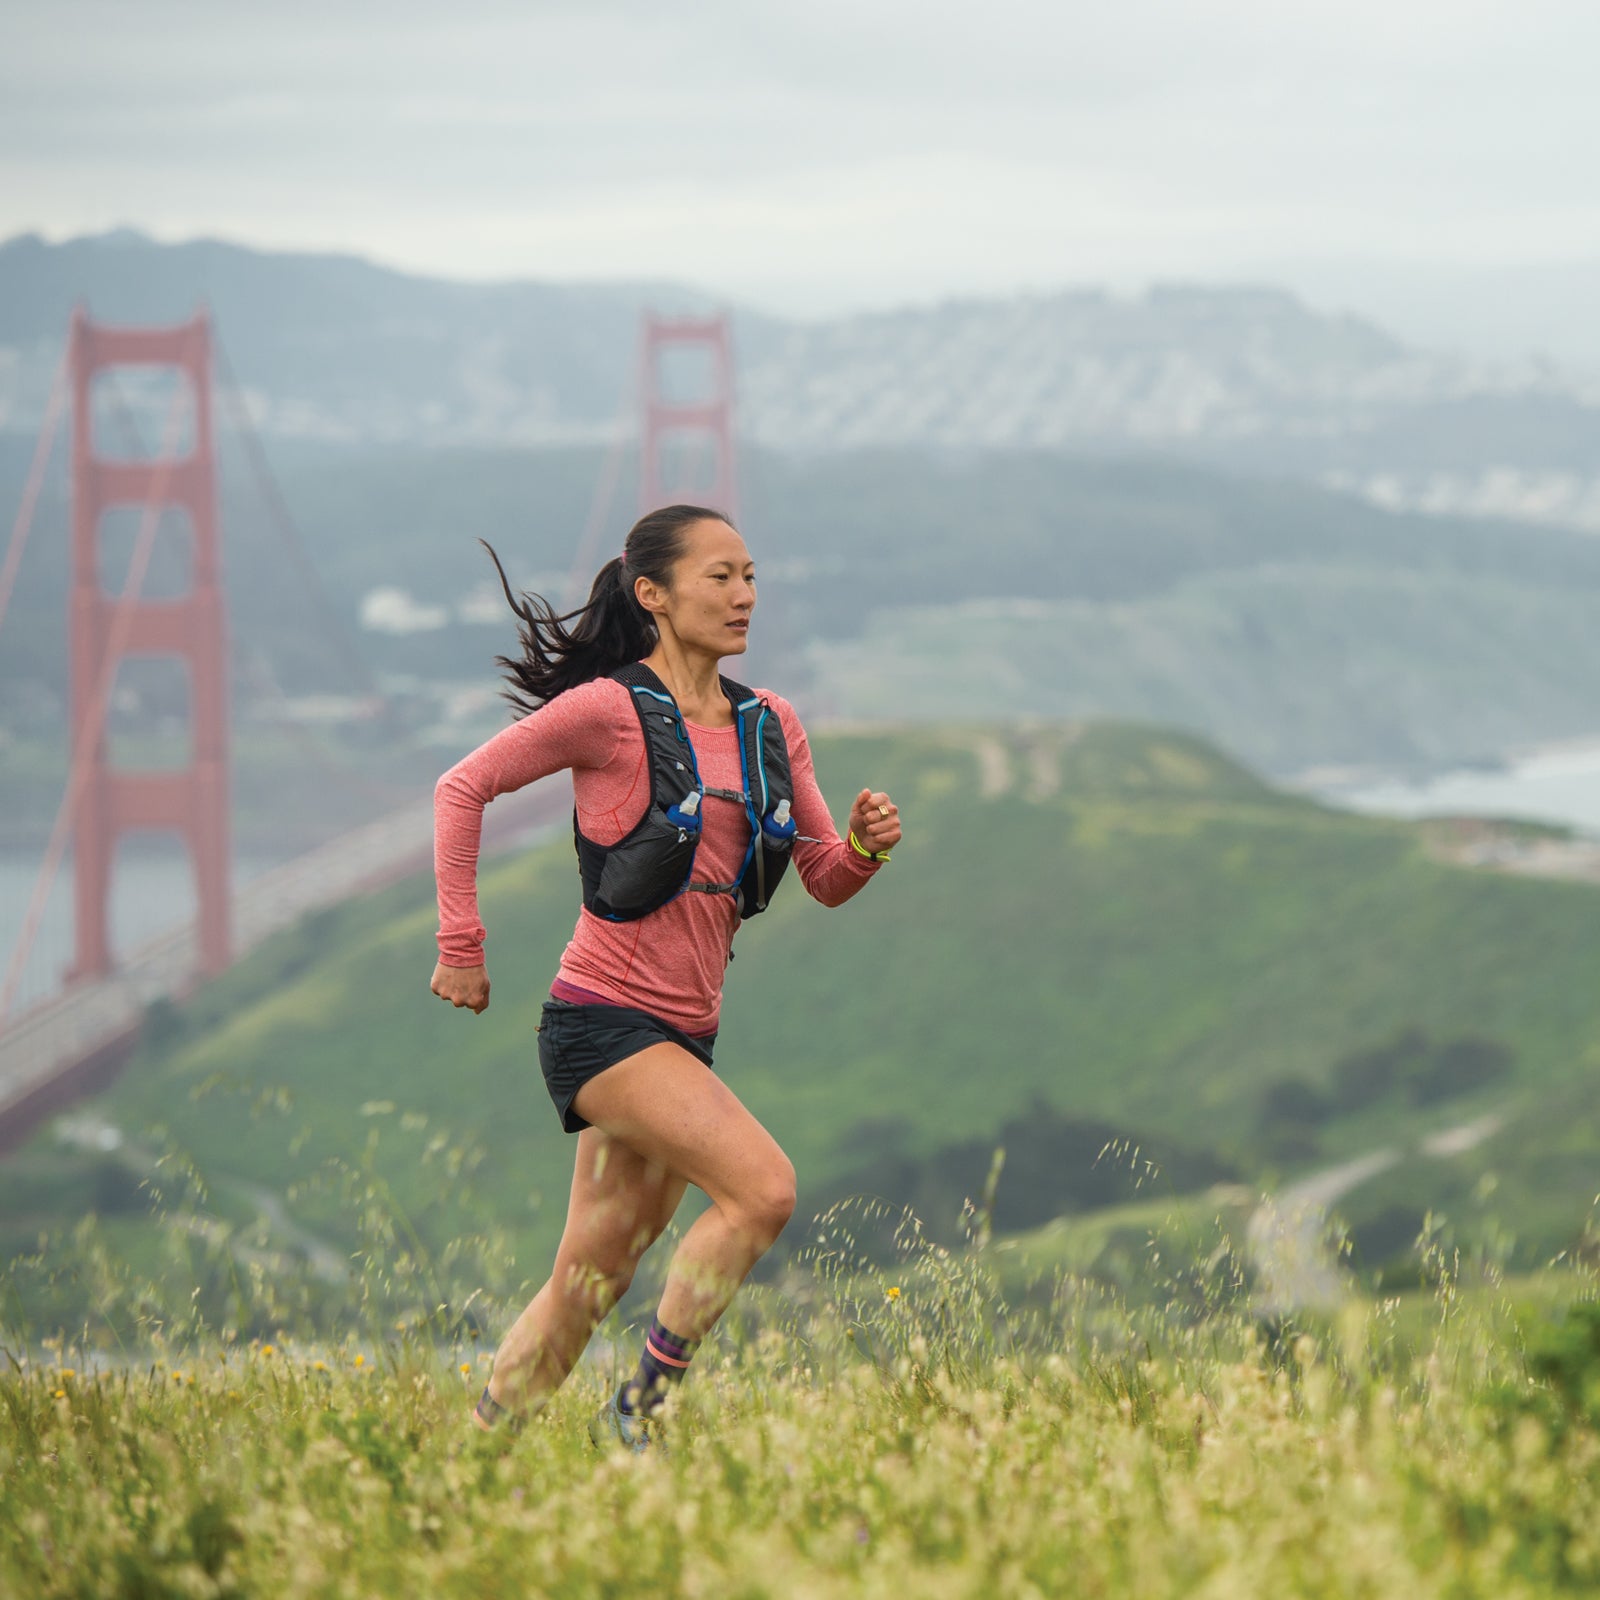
[587,1391,665,1455]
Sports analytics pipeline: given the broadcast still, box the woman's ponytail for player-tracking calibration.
[483,504,733,716]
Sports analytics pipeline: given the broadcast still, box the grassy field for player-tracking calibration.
[5,720,1600,1338]
[4,1239,1599,1598]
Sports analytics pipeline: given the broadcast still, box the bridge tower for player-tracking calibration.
[637,313,739,520]
[69,310,231,979]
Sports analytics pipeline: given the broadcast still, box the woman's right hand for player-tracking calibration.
[431,961,490,1014]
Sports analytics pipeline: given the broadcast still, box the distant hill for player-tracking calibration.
[8,439,1600,811]
[5,721,1598,1330]
[0,229,714,445]
[4,231,1600,531]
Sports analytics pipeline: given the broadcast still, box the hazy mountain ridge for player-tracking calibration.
[8,438,1600,799]
[0,230,716,446]
[740,286,1550,445]
[4,232,1599,530]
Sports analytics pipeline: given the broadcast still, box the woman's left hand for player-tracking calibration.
[848,789,902,858]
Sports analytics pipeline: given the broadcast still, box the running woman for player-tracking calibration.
[431,505,900,1450]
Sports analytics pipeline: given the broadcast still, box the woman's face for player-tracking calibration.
[643,517,756,657]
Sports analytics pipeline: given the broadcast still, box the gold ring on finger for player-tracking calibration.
[879,803,890,818]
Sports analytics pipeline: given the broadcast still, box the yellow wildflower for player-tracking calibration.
[261,1345,274,1358]
[53,1389,66,1400]
[460,1363,471,1375]
[354,1354,366,1368]
[312,1360,327,1372]
[886,1286,902,1301]
[59,1368,75,1379]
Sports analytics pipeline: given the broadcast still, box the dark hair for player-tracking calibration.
[482,504,735,716]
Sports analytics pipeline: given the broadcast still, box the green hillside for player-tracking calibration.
[5,721,1600,1333]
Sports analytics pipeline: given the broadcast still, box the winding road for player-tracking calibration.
[1246,1114,1503,1313]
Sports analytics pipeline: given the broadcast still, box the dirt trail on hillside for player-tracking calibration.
[1247,1149,1402,1314]
[959,727,1084,802]
[1023,725,1083,801]
[1246,1111,1505,1314]
[967,735,1012,798]
[237,1180,349,1283]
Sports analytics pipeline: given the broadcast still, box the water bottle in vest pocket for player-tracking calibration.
[760,797,796,852]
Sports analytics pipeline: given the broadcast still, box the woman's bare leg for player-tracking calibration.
[487,1127,686,1414]
[571,1041,797,1342]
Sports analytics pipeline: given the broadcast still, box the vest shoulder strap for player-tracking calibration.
[613,660,671,695]
[719,673,757,708]
[613,663,756,718]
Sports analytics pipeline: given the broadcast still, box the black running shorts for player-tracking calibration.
[537,998,718,1134]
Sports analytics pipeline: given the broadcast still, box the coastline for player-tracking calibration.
[1302,732,1600,840]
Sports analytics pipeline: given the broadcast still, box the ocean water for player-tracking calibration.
[0,845,283,1014]
[1312,742,1600,837]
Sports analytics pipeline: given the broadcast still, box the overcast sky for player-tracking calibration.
[5,0,1599,355]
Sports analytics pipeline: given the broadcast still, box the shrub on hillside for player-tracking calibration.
[89,1155,147,1217]
[1525,1301,1600,1430]
[1404,1036,1513,1106]
[1253,1078,1327,1164]
[1262,1029,1515,1137]
[1330,1027,1431,1108]
[809,1098,1238,1245]
[140,996,191,1053]
[1345,1202,1430,1283]
[1489,1301,1600,1445]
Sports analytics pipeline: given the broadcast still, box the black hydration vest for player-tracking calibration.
[575,662,796,922]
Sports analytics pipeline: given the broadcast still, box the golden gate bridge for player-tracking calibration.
[0,306,740,1148]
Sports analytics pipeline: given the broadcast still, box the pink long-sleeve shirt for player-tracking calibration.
[434,674,880,1035]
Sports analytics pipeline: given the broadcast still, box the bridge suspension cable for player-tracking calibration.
[0,345,69,640]
[213,337,381,703]
[211,336,410,810]
[560,387,632,612]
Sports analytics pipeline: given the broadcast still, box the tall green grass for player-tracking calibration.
[4,1172,1597,1598]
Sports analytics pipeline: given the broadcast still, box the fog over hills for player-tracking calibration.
[4,231,1600,534]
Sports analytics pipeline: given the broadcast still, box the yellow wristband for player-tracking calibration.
[849,830,890,863]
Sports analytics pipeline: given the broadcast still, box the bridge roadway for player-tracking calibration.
[0,777,571,1150]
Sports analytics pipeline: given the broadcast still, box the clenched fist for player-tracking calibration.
[847,789,901,859]
[431,961,490,1014]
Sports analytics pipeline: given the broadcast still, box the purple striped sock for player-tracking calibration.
[473,1386,507,1430]
[619,1315,701,1415]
